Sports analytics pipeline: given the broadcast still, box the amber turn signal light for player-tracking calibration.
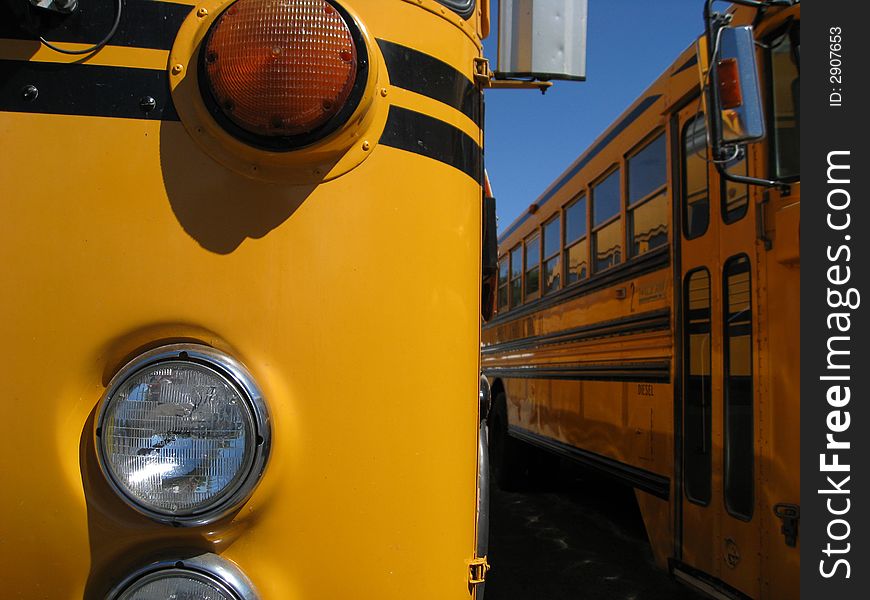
[202,0,367,149]
[716,58,743,110]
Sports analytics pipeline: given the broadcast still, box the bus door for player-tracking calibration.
[676,101,762,598]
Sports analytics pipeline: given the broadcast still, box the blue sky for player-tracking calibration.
[483,1,705,233]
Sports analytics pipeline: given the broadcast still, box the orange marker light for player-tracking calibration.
[204,0,360,139]
[716,58,743,110]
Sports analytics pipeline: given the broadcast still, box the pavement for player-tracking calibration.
[485,462,705,600]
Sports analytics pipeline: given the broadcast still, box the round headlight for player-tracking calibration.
[200,0,368,149]
[109,554,257,600]
[117,571,234,600]
[96,345,270,525]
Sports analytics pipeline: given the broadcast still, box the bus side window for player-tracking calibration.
[524,234,541,300]
[722,156,749,224]
[627,133,668,257]
[591,169,622,272]
[497,256,509,312]
[682,115,709,239]
[564,196,588,284]
[543,216,561,295]
[769,26,800,180]
[684,268,712,505]
[723,254,754,521]
[509,245,523,308]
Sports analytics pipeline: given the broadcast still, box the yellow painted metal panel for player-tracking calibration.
[0,0,485,596]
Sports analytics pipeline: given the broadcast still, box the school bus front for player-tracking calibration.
[0,0,488,597]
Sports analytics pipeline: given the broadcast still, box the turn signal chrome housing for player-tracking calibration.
[169,0,385,182]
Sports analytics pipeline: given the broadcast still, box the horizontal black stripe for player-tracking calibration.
[499,94,662,242]
[482,309,670,355]
[483,360,671,383]
[380,105,481,183]
[377,39,481,127]
[671,54,698,77]
[510,427,671,499]
[0,59,178,120]
[484,246,670,328]
[0,0,191,51]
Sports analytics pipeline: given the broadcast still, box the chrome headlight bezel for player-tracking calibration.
[95,343,271,526]
[107,553,258,600]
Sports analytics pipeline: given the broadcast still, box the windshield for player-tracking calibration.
[436,0,475,19]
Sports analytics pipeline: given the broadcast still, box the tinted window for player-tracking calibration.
[543,217,561,295]
[543,217,561,258]
[722,154,749,223]
[770,28,800,179]
[684,268,712,505]
[565,197,587,243]
[628,134,667,204]
[435,0,475,18]
[629,191,668,257]
[593,170,621,226]
[510,246,522,307]
[723,254,754,520]
[566,242,588,284]
[497,257,509,311]
[593,221,621,272]
[682,115,709,239]
[525,235,541,298]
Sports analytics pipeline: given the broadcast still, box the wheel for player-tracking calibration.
[488,391,533,491]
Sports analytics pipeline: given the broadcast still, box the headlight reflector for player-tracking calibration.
[109,554,258,600]
[97,345,270,525]
[117,571,234,600]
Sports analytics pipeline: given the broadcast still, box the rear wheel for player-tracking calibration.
[488,391,534,491]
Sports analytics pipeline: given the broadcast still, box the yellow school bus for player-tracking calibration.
[0,0,577,596]
[483,2,799,598]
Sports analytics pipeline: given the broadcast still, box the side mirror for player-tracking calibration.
[711,26,765,145]
[497,0,588,81]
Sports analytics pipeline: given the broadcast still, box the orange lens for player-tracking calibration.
[717,58,743,110]
[204,0,360,139]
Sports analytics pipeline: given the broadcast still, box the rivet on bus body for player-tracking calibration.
[380,88,388,97]
[139,96,157,113]
[362,141,371,151]
[171,64,184,76]
[21,85,38,102]
[196,7,208,17]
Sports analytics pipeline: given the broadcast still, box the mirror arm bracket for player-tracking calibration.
[714,160,789,191]
[474,57,554,94]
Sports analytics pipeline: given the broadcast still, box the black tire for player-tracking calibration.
[488,391,533,491]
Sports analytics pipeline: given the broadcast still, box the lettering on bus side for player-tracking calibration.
[637,279,667,304]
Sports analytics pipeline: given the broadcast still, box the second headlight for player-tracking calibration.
[96,344,270,526]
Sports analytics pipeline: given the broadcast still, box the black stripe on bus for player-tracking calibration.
[377,39,482,127]
[671,54,698,77]
[509,426,671,499]
[482,309,670,355]
[482,360,671,383]
[498,93,662,243]
[483,246,670,328]
[0,0,191,51]
[0,59,178,120]
[380,105,482,183]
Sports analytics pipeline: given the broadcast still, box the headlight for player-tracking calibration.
[96,344,270,526]
[109,553,257,600]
